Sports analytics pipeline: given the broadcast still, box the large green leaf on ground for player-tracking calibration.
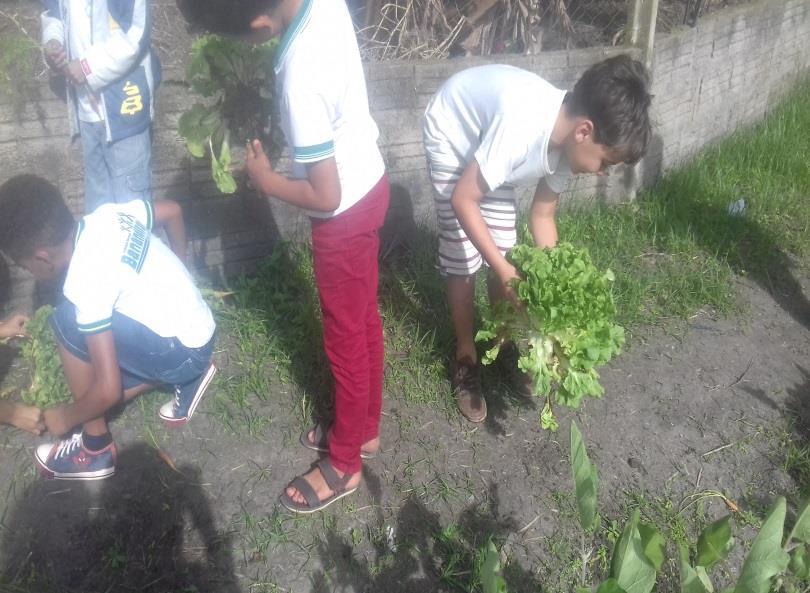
[786,498,810,545]
[679,546,713,593]
[570,421,599,533]
[789,545,810,581]
[735,497,789,593]
[637,522,666,571]
[482,540,507,593]
[696,516,734,569]
[610,509,657,593]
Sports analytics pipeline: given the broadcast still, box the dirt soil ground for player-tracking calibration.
[0,271,808,592]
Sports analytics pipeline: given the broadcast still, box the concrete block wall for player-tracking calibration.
[1,0,809,301]
[648,0,810,180]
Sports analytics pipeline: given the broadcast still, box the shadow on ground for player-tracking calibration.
[0,443,237,593]
[782,364,810,494]
[310,478,542,593]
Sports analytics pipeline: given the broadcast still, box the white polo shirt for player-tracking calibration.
[274,0,385,218]
[63,200,216,348]
[423,64,572,194]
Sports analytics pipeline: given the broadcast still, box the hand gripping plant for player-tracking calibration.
[476,242,625,430]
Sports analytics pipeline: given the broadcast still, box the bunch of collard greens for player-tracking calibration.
[476,242,624,430]
[178,36,279,194]
[20,306,70,408]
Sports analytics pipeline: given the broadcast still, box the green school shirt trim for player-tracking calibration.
[77,318,112,334]
[74,220,85,248]
[273,0,314,74]
[143,199,153,231]
[294,140,335,163]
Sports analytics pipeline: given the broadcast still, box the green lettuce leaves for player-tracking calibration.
[476,242,624,430]
[20,306,71,409]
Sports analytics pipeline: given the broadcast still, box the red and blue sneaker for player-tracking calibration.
[159,362,217,426]
[34,433,117,480]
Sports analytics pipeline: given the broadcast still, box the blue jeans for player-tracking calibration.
[79,121,153,214]
[50,301,214,391]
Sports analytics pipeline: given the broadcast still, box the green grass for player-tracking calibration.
[379,229,454,406]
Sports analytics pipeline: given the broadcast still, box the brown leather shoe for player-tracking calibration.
[450,359,487,423]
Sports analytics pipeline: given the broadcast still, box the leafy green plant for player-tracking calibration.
[569,421,664,593]
[568,422,809,593]
[178,35,279,194]
[476,242,625,430]
[20,306,70,408]
[571,421,600,534]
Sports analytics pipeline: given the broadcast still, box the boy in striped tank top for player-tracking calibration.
[422,55,652,423]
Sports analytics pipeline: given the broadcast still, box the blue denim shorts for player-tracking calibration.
[50,301,214,391]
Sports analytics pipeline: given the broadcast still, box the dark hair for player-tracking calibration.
[0,175,74,261]
[176,0,281,35]
[565,54,653,164]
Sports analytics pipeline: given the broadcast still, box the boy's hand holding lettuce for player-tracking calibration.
[476,242,624,431]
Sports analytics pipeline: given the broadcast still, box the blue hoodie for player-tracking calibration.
[41,0,160,143]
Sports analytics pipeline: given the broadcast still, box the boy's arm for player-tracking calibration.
[529,180,560,248]
[152,200,187,265]
[75,0,150,91]
[245,140,341,213]
[42,331,122,436]
[452,159,520,296]
[41,0,67,70]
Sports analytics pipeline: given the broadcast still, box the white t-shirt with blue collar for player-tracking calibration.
[274,0,385,218]
[62,200,215,349]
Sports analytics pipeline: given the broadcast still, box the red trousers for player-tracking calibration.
[310,174,390,474]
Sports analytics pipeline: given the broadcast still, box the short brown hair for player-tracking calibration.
[565,55,653,164]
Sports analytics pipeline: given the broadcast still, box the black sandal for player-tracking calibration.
[279,458,359,514]
[299,423,380,460]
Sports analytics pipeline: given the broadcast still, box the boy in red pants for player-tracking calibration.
[181,0,389,512]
